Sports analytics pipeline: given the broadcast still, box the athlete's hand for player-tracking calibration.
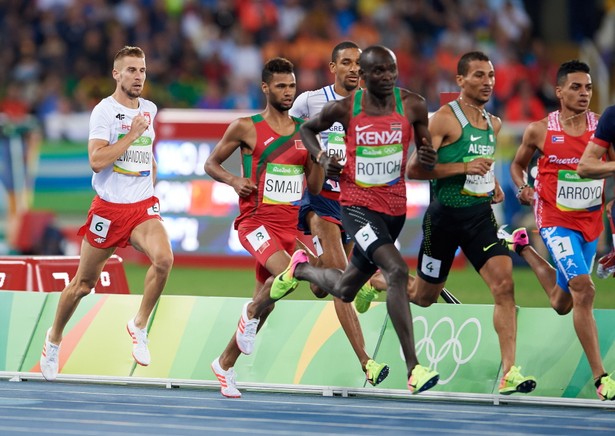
[492,183,504,204]
[320,154,343,178]
[130,114,150,138]
[418,138,437,171]
[466,158,494,176]
[233,177,258,197]
[517,186,535,206]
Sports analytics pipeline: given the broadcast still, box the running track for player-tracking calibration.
[0,375,614,435]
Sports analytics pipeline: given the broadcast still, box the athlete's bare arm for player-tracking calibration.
[300,99,351,178]
[511,119,546,205]
[406,106,493,180]
[403,90,437,171]
[578,141,615,179]
[204,117,258,198]
[89,114,150,173]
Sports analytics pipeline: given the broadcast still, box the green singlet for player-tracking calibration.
[431,100,497,208]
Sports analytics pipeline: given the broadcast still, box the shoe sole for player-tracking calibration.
[410,374,440,394]
[368,365,390,386]
[499,379,537,395]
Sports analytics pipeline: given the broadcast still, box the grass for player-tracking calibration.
[124,262,615,309]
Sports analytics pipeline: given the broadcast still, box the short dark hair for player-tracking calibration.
[457,51,490,76]
[262,57,294,83]
[556,60,590,86]
[331,41,360,63]
[114,46,145,65]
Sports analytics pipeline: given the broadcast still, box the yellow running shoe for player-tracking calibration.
[597,374,615,400]
[354,282,379,314]
[499,365,537,395]
[408,364,439,394]
[270,249,308,300]
[365,359,389,386]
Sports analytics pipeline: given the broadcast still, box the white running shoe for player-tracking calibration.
[40,328,60,381]
[126,319,151,366]
[235,302,259,355]
[211,357,241,398]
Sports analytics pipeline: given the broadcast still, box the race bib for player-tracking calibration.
[263,163,304,205]
[90,214,111,238]
[113,135,153,176]
[355,144,403,187]
[355,223,378,251]
[327,132,347,165]
[421,254,442,278]
[556,170,604,211]
[462,157,495,197]
[246,225,271,253]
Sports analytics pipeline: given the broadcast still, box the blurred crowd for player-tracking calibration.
[0,0,610,133]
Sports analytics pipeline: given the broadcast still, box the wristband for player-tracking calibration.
[463,161,468,174]
[516,184,530,198]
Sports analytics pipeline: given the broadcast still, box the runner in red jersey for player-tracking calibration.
[265,46,441,395]
[204,58,323,398]
[510,60,615,400]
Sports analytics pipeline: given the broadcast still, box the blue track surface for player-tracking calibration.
[1,380,614,435]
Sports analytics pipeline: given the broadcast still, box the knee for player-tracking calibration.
[490,276,515,304]
[386,262,409,286]
[570,277,595,308]
[152,250,174,274]
[68,279,97,299]
[412,291,437,307]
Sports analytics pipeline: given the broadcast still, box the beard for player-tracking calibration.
[122,84,142,99]
[271,100,291,112]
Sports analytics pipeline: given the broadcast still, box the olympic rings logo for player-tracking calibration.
[402,316,482,384]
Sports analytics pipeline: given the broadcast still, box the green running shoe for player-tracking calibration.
[408,364,439,394]
[365,359,389,386]
[354,282,379,314]
[499,365,537,395]
[270,249,308,300]
[597,374,615,400]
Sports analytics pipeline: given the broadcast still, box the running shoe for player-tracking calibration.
[408,364,439,394]
[597,374,615,400]
[596,250,615,279]
[235,302,259,355]
[126,319,151,366]
[270,249,308,300]
[354,281,379,314]
[365,359,389,386]
[498,225,529,255]
[211,357,241,398]
[40,328,60,381]
[498,365,537,395]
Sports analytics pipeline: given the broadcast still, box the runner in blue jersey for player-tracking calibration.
[289,41,389,387]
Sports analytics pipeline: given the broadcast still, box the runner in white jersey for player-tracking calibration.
[39,46,173,381]
[289,41,389,387]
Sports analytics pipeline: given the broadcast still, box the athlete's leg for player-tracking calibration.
[129,219,174,329]
[48,239,115,344]
[371,243,418,375]
[567,274,607,379]
[306,212,373,369]
[515,244,572,314]
[478,255,517,374]
[218,276,275,370]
